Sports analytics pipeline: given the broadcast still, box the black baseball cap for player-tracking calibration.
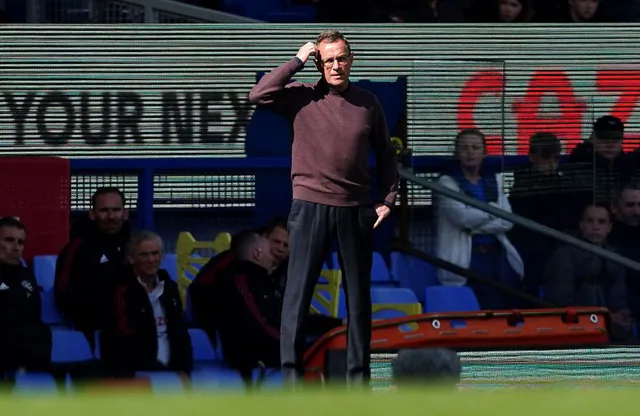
[529,132,561,156]
[593,115,624,140]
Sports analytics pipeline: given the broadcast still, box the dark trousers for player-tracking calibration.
[281,199,375,383]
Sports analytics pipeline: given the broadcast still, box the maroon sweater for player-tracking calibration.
[248,58,398,207]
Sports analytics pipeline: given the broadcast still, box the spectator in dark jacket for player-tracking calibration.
[54,187,131,342]
[102,231,192,376]
[542,203,632,340]
[0,217,51,375]
[189,229,257,346]
[509,132,573,294]
[567,116,640,224]
[211,233,341,379]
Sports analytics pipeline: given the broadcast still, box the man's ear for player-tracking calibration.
[314,51,322,72]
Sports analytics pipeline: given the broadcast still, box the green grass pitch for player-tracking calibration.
[0,388,637,416]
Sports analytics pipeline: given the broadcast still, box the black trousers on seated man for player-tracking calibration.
[281,199,375,385]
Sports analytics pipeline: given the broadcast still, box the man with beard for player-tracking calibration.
[54,187,131,344]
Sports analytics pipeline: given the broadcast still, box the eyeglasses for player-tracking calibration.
[319,55,351,68]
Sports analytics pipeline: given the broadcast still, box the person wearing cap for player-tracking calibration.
[568,115,640,220]
[509,132,574,297]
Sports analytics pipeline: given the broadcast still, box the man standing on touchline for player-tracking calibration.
[248,30,398,386]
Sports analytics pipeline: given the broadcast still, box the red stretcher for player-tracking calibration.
[303,307,611,382]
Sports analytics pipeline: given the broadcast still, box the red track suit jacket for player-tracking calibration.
[101,268,193,375]
[212,260,282,371]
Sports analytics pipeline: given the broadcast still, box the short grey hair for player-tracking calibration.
[126,230,164,256]
[392,348,461,387]
[235,232,264,261]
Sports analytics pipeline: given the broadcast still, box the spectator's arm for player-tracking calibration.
[248,58,306,115]
[369,95,399,207]
[542,247,577,307]
[103,284,140,371]
[473,177,515,234]
[54,239,90,320]
[233,273,280,340]
[437,175,495,231]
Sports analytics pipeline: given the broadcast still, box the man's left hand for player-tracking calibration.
[373,204,391,229]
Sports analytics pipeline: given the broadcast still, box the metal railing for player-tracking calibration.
[26,0,261,23]
[398,164,640,274]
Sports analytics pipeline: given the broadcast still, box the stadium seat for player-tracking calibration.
[336,287,421,319]
[330,252,391,283]
[12,372,58,395]
[135,372,186,393]
[190,368,245,391]
[161,254,178,281]
[176,231,231,308]
[189,328,218,367]
[41,290,64,325]
[32,255,57,291]
[424,286,481,313]
[390,251,438,303]
[51,329,94,363]
[310,269,342,317]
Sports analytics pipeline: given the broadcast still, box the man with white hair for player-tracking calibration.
[101,230,193,376]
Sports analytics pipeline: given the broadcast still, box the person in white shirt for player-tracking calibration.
[435,129,524,310]
[101,231,192,376]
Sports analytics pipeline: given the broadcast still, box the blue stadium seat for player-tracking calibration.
[337,287,419,318]
[51,329,94,363]
[32,255,57,291]
[390,251,438,303]
[189,328,218,368]
[424,286,481,313]
[135,372,186,393]
[161,254,177,281]
[330,252,391,283]
[371,287,418,304]
[190,368,245,391]
[41,290,64,325]
[12,372,58,395]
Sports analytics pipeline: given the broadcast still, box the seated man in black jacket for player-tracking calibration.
[189,229,257,347]
[212,233,342,378]
[101,230,192,376]
[54,187,131,343]
[0,217,52,375]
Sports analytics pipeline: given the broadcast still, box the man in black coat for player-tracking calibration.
[0,217,51,375]
[101,231,192,376]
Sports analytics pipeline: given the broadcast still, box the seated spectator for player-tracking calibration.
[560,0,602,22]
[189,229,257,344]
[256,217,290,295]
[608,183,640,321]
[509,132,572,294]
[191,218,290,339]
[54,187,131,342]
[568,116,640,222]
[211,233,341,379]
[436,129,524,310]
[389,0,472,23]
[102,231,192,376]
[0,217,52,375]
[391,348,461,389]
[542,203,632,340]
[494,0,533,22]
